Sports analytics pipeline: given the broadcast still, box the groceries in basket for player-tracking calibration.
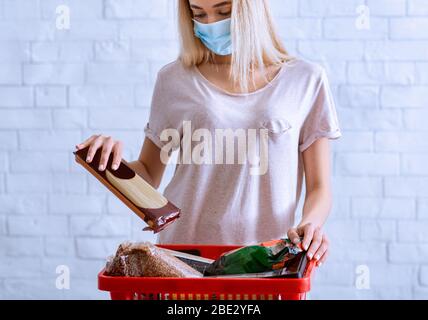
[160,247,215,274]
[105,242,202,278]
[105,239,306,279]
[203,238,305,278]
[73,147,180,233]
[99,243,316,300]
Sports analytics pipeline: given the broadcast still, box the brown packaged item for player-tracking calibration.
[106,242,203,278]
[105,242,133,276]
[73,147,180,233]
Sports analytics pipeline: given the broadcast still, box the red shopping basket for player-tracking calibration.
[98,244,316,300]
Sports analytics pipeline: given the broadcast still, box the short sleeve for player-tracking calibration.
[299,69,342,152]
[144,72,175,150]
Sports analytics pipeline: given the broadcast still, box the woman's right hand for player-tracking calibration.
[75,134,123,171]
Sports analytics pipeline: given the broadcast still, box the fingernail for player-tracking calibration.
[86,157,91,162]
[99,165,104,171]
[318,262,322,267]
[315,254,320,261]
[308,253,313,260]
[112,164,118,170]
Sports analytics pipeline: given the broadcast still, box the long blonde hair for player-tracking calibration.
[178,0,293,93]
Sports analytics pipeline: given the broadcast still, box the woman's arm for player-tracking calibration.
[288,137,333,267]
[127,138,169,189]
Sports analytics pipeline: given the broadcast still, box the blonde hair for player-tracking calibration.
[178,0,293,93]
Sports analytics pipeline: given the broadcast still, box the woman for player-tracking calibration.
[76,0,341,267]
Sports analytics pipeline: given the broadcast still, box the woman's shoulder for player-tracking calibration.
[157,58,189,80]
[284,57,326,80]
[155,59,194,93]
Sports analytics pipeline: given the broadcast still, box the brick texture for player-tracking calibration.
[1,0,427,300]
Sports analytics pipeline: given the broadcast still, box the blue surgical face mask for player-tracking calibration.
[193,17,232,56]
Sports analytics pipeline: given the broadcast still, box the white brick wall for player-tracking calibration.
[0,0,427,300]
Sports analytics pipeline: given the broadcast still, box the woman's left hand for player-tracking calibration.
[287,223,329,267]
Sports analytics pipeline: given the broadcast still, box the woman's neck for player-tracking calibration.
[210,54,232,65]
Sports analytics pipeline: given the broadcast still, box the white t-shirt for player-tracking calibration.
[144,58,342,245]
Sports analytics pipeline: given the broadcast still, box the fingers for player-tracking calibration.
[98,137,114,171]
[287,228,301,245]
[306,227,323,260]
[313,234,329,264]
[317,248,329,267]
[111,142,123,171]
[86,135,103,163]
[76,135,97,150]
[300,223,315,251]
[291,224,330,267]
[80,135,124,171]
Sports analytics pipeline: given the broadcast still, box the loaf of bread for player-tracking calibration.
[105,242,203,278]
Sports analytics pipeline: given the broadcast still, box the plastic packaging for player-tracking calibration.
[105,242,203,278]
[160,247,214,274]
[204,238,304,276]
